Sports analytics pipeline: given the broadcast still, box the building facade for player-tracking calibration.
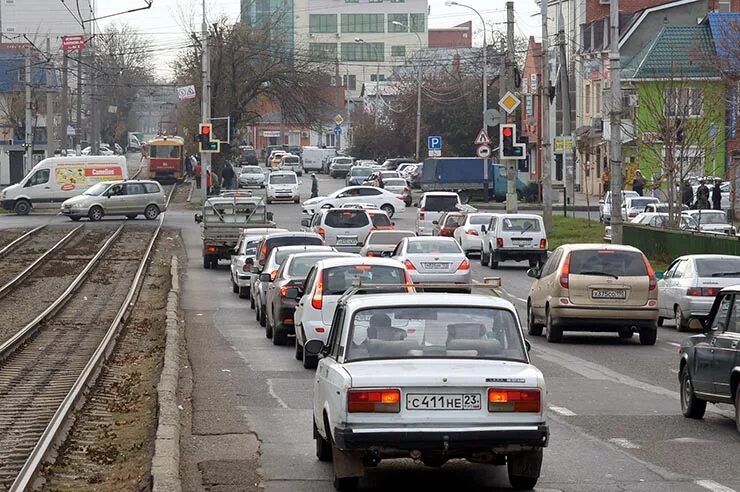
[2,0,90,50]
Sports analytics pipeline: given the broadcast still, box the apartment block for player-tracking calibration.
[1,0,90,50]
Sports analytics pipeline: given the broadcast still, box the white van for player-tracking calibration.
[1,156,128,215]
[301,146,336,173]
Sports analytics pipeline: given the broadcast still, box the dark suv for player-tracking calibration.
[679,286,740,432]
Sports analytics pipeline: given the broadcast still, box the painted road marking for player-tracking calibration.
[666,342,681,347]
[695,480,736,492]
[266,379,289,409]
[549,406,576,416]
[608,438,641,449]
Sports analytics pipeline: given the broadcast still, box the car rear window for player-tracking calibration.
[350,167,372,176]
[695,258,740,277]
[322,265,406,295]
[628,198,657,208]
[370,213,392,228]
[569,249,647,277]
[368,231,415,245]
[283,157,300,164]
[275,247,328,265]
[691,211,727,224]
[263,236,323,262]
[325,210,370,228]
[288,254,341,278]
[501,217,541,232]
[144,183,161,193]
[407,241,461,254]
[469,215,493,225]
[423,195,459,212]
[443,215,464,228]
[384,179,406,187]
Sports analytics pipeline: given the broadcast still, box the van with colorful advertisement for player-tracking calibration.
[0,156,128,215]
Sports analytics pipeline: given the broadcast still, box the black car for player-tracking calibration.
[240,147,258,166]
[679,287,740,432]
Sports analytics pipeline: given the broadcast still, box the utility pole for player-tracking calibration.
[609,0,624,244]
[60,52,69,153]
[25,45,33,174]
[558,12,574,215]
[541,0,553,232]
[46,37,56,156]
[200,0,211,202]
[415,46,422,161]
[505,2,518,213]
[90,25,100,154]
[76,51,82,152]
[335,58,341,150]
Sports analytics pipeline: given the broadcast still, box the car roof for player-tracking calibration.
[559,243,643,253]
[272,245,334,254]
[240,227,286,236]
[499,213,542,220]
[342,292,517,313]
[368,229,414,236]
[314,256,402,269]
[423,191,459,197]
[286,251,355,261]
[264,231,322,240]
[406,236,457,242]
[270,170,297,175]
[675,254,740,261]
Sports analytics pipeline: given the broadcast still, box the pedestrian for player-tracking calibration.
[712,179,723,210]
[310,173,319,198]
[681,180,693,207]
[184,153,193,178]
[632,170,645,196]
[221,162,235,190]
[696,179,710,210]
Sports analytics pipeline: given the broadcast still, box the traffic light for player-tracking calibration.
[500,124,526,160]
[197,123,219,153]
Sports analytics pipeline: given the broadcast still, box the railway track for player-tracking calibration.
[0,185,177,491]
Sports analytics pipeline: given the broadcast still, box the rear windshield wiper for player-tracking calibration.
[520,223,533,235]
[576,271,619,279]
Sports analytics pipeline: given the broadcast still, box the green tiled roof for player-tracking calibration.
[630,25,719,80]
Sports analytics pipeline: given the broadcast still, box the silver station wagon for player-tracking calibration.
[61,179,168,221]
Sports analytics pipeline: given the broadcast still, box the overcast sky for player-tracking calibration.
[95,0,541,77]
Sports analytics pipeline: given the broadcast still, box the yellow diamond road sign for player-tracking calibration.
[499,91,521,114]
[334,114,344,125]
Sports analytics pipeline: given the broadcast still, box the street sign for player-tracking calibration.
[333,126,342,136]
[474,128,491,145]
[429,149,441,157]
[498,91,521,114]
[484,109,501,127]
[476,145,491,158]
[177,85,196,101]
[62,35,85,52]
[427,135,442,150]
[554,135,574,155]
[334,114,344,126]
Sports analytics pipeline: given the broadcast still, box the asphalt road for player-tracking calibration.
[1,164,739,492]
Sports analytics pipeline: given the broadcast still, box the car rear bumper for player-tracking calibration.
[460,237,482,252]
[494,249,547,262]
[680,298,714,318]
[409,271,471,290]
[333,424,549,451]
[550,305,659,327]
[234,272,251,287]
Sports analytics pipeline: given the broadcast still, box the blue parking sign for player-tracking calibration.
[427,135,442,150]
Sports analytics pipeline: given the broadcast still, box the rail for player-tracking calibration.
[0,224,46,259]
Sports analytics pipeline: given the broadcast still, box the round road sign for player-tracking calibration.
[476,144,491,158]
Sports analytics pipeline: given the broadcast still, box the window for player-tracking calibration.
[309,14,337,33]
[322,265,405,295]
[388,13,408,32]
[569,249,648,277]
[718,0,732,12]
[370,73,386,82]
[125,183,146,195]
[150,145,180,158]
[27,169,49,186]
[341,13,384,33]
[541,249,563,277]
[664,87,704,117]
[309,43,337,62]
[389,0,405,2]
[342,74,357,91]
[144,183,161,193]
[391,45,406,57]
[585,84,591,114]
[345,0,359,2]
[341,42,384,62]
[358,188,381,196]
[410,13,425,32]
[594,81,602,115]
[672,259,690,278]
[423,195,459,211]
[711,295,733,332]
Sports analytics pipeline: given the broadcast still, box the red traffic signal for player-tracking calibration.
[500,124,525,160]
[502,127,513,137]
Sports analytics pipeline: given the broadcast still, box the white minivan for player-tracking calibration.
[1,156,128,215]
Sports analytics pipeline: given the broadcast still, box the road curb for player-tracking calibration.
[151,256,182,492]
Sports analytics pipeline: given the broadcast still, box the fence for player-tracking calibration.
[623,223,740,262]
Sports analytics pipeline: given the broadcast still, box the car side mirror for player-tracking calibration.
[194,213,203,224]
[304,339,326,356]
[301,218,311,227]
[251,267,261,274]
[284,287,300,299]
[524,339,531,352]
[688,318,704,331]
[259,273,272,282]
[432,220,438,225]
[526,268,540,279]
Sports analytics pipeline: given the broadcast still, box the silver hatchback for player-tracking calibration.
[61,179,167,221]
[392,236,471,292]
[303,208,373,252]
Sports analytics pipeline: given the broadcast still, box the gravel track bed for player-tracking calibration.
[0,228,28,251]
[0,228,118,347]
[0,226,81,287]
[0,229,154,491]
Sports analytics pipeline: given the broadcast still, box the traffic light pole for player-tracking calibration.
[200,0,211,203]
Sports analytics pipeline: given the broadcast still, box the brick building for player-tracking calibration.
[428,21,472,49]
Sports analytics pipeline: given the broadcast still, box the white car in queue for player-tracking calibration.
[230,228,287,299]
[301,186,406,218]
[289,257,410,369]
[304,292,548,491]
[453,212,499,257]
[266,170,301,204]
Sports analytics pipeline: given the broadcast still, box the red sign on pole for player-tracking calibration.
[62,35,86,52]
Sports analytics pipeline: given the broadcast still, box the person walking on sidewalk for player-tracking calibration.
[221,162,235,190]
[632,170,645,196]
[194,161,202,189]
[712,179,723,210]
[310,173,319,198]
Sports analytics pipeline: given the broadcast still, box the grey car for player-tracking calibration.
[303,208,373,253]
[658,254,740,331]
[61,179,167,221]
[392,236,472,292]
[328,157,354,178]
[238,165,266,188]
[359,230,416,257]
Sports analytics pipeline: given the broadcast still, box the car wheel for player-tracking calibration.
[211,257,219,269]
[380,204,394,218]
[250,293,255,309]
[545,308,562,343]
[203,256,211,269]
[527,304,543,336]
[680,367,707,419]
[507,449,542,491]
[69,216,81,222]
[639,324,657,345]
[273,322,288,346]
[126,214,137,220]
[528,259,539,268]
[657,316,665,327]
[674,306,688,332]
[314,420,333,462]
[480,249,489,266]
[232,279,239,293]
[295,338,303,360]
[13,199,31,216]
[488,251,499,269]
[144,204,160,220]
[303,347,318,369]
[259,304,267,327]
[88,205,104,222]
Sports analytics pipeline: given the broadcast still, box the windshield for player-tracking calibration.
[344,306,526,363]
[283,157,300,164]
[350,167,373,177]
[84,182,110,196]
[682,216,698,228]
[628,198,657,208]
[696,258,740,277]
[693,211,727,224]
[325,210,370,228]
[384,179,406,187]
[149,145,181,158]
[423,195,459,212]
[368,231,415,245]
[269,174,297,185]
[242,166,262,174]
[322,265,406,295]
[501,217,541,232]
[288,254,342,278]
[407,240,462,254]
[569,249,647,277]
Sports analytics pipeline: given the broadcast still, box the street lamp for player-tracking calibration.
[445,1,487,135]
[392,20,423,161]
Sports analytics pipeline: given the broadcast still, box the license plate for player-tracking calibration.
[592,289,627,299]
[337,237,357,245]
[406,393,481,411]
[422,262,449,270]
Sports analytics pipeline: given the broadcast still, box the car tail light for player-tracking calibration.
[419,208,425,220]
[207,246,218,253]
[348,389,401,413]
[457,258,470,270]
[318,227,326,238]
[403,259,416,270]
[496,237,504,248]
[441,228,453,237]
[270,269,278,281]
[403,187,409,193]
[642,254,657,291]
[687,287,702,296]
[539,238,547,249]
[283,318,293,324]
[703,287,721,296]
[315,327,325,333]
[366,251,378,257]
[404,271,414,292]
[488,388,541,413]
[279,286,290,297]
[465,229,479,236]
[312,273,324,309]
[559,253,571,288]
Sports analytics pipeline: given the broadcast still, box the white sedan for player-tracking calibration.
[453,212,499,256]
[305,292,549,491]
[302,186,406,218]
